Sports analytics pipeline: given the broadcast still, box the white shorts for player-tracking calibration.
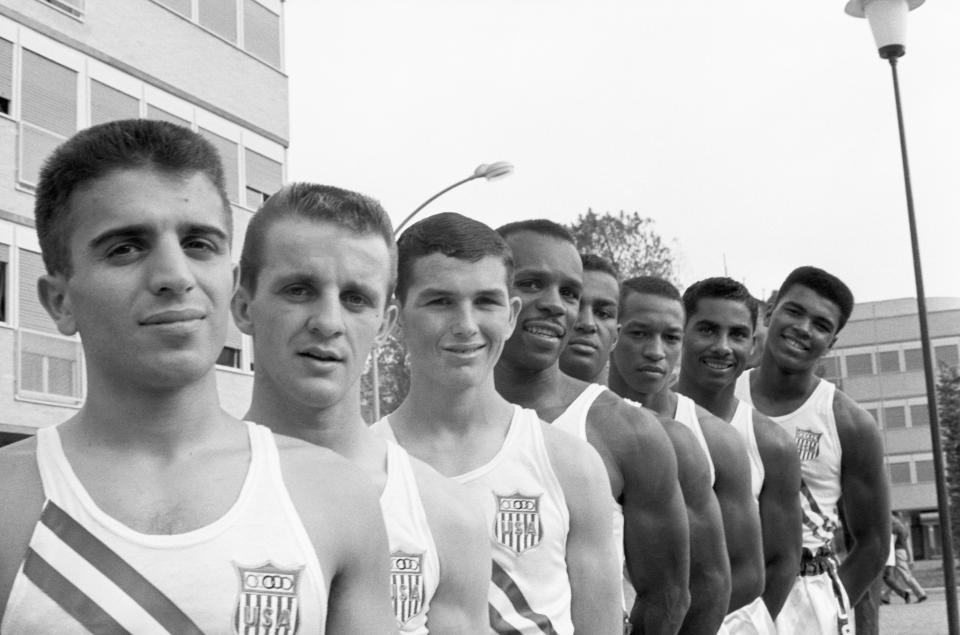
[775,573,853,635]
[723,596,776,635]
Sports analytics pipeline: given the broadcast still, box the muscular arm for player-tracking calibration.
[753,412,802,619]
[660,419,729,635]
[0,440,44,621]
[835,394,890,605]
[414,464,491,634]
[699,409,765,612]
[544,424,622,635]
[614,408,691,635]
[280,442,396,634]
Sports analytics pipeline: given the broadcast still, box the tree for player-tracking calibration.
[939,362,960,554]
[567,209,680,283]
[360,333,409,424]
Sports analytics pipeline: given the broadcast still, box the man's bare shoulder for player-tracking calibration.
[750,408,795,459]
[0,436,42,505]
[660,418,711,477]
[832,388,880,434]
[408,455,487,539]
[587,390,671,448]
[0,436,45,614]
[695,405,746,458]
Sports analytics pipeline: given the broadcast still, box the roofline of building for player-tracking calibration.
[0,4,289,148]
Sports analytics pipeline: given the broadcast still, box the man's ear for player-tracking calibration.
[376,301,399,345]
[37,274,77,336]
[506,296,522,337]
[231,285,255,336]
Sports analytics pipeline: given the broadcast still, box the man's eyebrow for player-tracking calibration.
[180,223,229,241]
[88,224,152,251]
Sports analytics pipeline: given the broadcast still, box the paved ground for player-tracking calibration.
[880,588,953,634]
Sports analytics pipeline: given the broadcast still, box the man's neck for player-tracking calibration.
[392,373,513,436]
[494,358,565,413]
[607,367,669,414]
[753,350,820,404]
[676,374,738,422]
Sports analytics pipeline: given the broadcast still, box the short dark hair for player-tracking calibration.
[682,277,758,330]
[620,275,681,308]
[35,119,231,277]
[239,183,396,295]
[581,253,619,281]
[496,219,576,246]
[775,266,854,331]
[396,212,513,303]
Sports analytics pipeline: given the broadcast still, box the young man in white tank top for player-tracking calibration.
[372,213,622,634]
[0,120,394,633]
[557,253,728,635]
[735,266,890,635]
[676,277,803,632]
[610,276,766,632]
[230,186,490,634]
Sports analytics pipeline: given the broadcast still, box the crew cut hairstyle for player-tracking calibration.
[496,218,576,246]
[581,253,619,281]
[396,212,514,303]
[35,118,231,277]
[239,182,396,295]
[682,277,758,330]
[775,265,855,332]
[620,275,681,308]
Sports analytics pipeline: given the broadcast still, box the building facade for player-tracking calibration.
[0,0,286,440]
[818,297,960,560]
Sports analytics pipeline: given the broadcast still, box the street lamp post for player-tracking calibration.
[369,161,515,421]
[846,2,958,632]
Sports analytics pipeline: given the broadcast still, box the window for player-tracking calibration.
[883,406,906,429]
[911,404,930,428]
[18,250,58,333]
[0,37,12,116]
[19,49,77,185]
[244,0,281,66]
[217,346,242,369]
[846,353,873,376]
[878,350,901,374]
[818,357,840,380]
[199,0,238,43]
[936,345,959,370]
[245,148,282,209]
[200,128,239,202]
[0,244,8,323]
[865,408,879,424]
[147,104,191,129]
[153,0,192,17]
[904,348,924,371]
[888,462,911,485]
[90,80,139,126]
[18,329,83,403]
[915,460,935,484]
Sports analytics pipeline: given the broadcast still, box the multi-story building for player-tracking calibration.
[818,297,960,560]
[0,0,286,442]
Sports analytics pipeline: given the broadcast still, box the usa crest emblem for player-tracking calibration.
[390,552,425,626]
[795,428,822,461]
[234,563,302,634]
[495,493,542,554]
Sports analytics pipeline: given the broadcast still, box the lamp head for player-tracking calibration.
[474,161,514,181]
[845,0,924,59]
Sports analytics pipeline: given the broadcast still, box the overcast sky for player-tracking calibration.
[284,1,958,304]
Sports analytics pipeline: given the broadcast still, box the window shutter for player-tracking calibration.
[200,128,239,203]
[199,0,238,43]
[146,104,191,129]
[19,123,63,186]
[244,0,281,67]
[245,148,281,200]
[153,0,192,18]
[0,38,12,107]
[91,80,139,126]
[18,249,58,333]
[21,49,77,136]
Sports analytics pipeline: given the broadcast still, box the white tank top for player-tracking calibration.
[674,393,716,487]
[729,400,765,503]
[550,383,627,607]
[2,421,326,634]
[380,441,440,634]
[374,406,573,635]
[736,370,842,552]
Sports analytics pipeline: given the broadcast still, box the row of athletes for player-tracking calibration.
[0,118,889,635]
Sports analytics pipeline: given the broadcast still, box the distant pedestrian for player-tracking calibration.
[892,513,927,602]
[881,534,910,604]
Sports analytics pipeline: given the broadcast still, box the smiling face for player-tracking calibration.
[764,284,841,372]
[399,253,520,390]
[681,296,756,392]
[232,218,393,410]
[498,231,583,373]
[39,168,235,391]
[559,268,620,382]
[612,291,684,399]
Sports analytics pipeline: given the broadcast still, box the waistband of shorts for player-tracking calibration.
[799,546,838,577]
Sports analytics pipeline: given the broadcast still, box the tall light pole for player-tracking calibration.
[369,161,515,421]
[846,2,957,632]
